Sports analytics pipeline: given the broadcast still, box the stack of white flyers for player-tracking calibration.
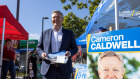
[47,51,68,64]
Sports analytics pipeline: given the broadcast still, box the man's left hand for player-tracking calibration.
[65,51,71,58]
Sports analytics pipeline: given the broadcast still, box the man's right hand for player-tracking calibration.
[41,52,46,59]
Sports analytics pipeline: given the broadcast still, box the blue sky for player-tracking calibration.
[0,0,89,40]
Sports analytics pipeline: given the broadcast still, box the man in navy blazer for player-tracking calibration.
[37,10,78,79]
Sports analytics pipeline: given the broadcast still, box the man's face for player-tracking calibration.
[6,41,12,46]
[98,29,106,33]
[98,56,124,79]
[52,12,63,31]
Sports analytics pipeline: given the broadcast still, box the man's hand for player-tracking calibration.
[41,52,46,59]
[65,51,71,58]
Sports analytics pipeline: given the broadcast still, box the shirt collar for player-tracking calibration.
[53,27,62,33]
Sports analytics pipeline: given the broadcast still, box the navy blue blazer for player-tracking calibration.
[36,28,78,75]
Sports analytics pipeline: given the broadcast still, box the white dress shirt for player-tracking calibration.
[51,27,63,53]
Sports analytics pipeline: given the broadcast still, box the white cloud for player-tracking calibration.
[29,33,40,40]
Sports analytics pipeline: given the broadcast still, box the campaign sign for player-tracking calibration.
[87,27,140,53]
[74,64,87,79]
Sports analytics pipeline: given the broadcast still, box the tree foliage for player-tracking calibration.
[60,0,100,18]
[60,0,101,38]
[62,12,88,38]
[88,54,99,79]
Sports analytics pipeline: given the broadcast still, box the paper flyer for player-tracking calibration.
[46,51,68,64]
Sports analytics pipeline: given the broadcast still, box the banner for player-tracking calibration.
[20,40,38,49]
[87,27,140,53]
[74,64,87,79]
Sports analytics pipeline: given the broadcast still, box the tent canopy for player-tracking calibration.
[85,0,140,35]
[76,0,140,46]
[76,33,86,46]
[0,5,28,40]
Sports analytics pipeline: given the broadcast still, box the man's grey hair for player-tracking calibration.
[98,51,124,70]
[52,10,63,18]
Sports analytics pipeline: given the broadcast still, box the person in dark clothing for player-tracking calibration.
[98,27,107,33]
[36,10,78,79]
[28,50,37,79]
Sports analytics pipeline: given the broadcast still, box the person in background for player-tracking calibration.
[2,39,15,79]
[28,49,37,79]
[98,51,125,79]
[98,27,107,33]
[37,10,78,79]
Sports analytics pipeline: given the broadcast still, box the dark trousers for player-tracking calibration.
[2,60,15,79]
[43,64,71,79]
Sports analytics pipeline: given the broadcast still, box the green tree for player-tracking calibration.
[60,0,101,38]
[123,55,140,79]
[62,12,88,38]
[60,0,100,18]
[88,54,99,79]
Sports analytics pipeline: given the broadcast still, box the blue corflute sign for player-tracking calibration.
[87,27,140,53]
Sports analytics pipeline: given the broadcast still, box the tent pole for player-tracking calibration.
[25,40,29,79]
[115,0,119,30]
[0,18,6,78]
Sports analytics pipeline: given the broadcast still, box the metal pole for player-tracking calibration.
[115,0,119,30]
[16,0,20,21]
[25,40,29,79]
[0,18,6,78]
[42,18,44,36]
[42,17,49,42]
[42,18,44,44]
[16,1,20,78]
